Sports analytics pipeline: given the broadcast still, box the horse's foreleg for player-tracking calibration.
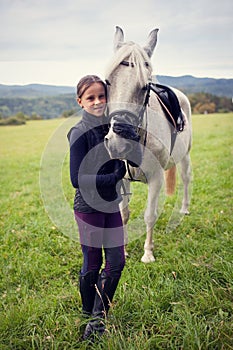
[180,153,192,214]
[120,179,131,256]
[141,168,164,263]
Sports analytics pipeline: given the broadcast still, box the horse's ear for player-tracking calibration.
[143,28,159,57]
[114,26,124,51]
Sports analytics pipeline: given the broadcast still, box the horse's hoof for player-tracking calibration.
[180,208,190,215]
[141,253,155,263]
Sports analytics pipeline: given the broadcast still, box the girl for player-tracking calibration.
[67,75,127,341]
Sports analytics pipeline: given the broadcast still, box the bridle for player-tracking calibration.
[105,62,152,183]
[105,62,152,144]
[106,62,181,154]
[105,59,182,185]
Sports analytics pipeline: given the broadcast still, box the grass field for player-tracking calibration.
[0,113,232,349]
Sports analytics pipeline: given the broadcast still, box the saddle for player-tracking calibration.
[150,83,185,132]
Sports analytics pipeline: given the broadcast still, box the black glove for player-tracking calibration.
[114,162,126,181]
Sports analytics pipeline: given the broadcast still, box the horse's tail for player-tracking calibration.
[165,166,176,196]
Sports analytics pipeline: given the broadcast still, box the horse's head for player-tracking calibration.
[104,26,159,160]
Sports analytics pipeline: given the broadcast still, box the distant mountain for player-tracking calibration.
[0,75,232,98]
[0,83,74,98]
[155,75,233,98]
[0,76,232,119]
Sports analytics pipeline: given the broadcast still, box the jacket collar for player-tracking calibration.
[82,110,108,128]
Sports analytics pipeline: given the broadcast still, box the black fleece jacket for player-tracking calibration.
[67,111,126,213]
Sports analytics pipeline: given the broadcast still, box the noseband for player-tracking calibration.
[110,112,140,142]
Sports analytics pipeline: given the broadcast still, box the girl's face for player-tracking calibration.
[77,82,106,117]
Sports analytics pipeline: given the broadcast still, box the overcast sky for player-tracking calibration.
[0,0,232,86]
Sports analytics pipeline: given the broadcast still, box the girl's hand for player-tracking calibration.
[114,162,126,181]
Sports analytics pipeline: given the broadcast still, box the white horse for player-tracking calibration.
[104,27,192,263]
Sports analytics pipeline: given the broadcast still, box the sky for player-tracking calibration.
[0,0,232,86]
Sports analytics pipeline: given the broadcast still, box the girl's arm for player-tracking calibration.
[69,129,124,189]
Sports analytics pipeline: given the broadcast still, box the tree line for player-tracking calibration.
[0,92,232,125]
[188,92,232,114]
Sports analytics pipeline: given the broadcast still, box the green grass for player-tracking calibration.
[0,114,232,349]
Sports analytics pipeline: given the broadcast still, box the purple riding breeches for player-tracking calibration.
[74,210,125,278]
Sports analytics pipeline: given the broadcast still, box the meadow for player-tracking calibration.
[0,113,232,349]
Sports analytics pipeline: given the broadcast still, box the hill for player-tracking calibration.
[0,76,232,119]
[155,75,233,98]
[0,94,79,120]
[0,83,74,98]
[0,75,232,99]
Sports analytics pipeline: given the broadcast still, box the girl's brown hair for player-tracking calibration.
[77,75,107,98]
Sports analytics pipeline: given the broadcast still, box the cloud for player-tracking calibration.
[0,0,232,84]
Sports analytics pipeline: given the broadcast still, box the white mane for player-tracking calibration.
[105,42,152,88]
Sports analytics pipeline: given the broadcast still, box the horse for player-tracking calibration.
[104,26,192,263]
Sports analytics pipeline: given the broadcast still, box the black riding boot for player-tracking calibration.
[79,270,99,316]
[83,270,121,341]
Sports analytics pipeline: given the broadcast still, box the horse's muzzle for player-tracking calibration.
[104,133,134,159]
